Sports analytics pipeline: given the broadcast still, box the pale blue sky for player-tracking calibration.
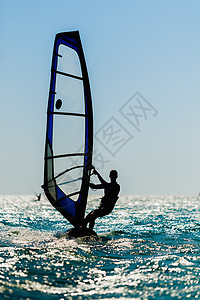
[1,0,200,194]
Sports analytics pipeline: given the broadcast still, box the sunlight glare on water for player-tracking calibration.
[0,195,200,299]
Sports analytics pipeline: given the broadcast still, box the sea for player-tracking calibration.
[0,195,200,300]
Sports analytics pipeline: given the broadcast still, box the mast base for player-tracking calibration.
[66,227,98,238]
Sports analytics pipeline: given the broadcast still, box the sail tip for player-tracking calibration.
[56,30,80,38]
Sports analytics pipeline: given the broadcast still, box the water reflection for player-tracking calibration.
[0,195,200,298]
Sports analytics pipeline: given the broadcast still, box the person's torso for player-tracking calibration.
[99,182,120,211]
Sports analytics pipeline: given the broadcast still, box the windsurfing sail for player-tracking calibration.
[43,31,93,227]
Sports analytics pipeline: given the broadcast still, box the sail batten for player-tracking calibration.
[48,112,86,117]
[43,31,93,227]
[53,52,62,57]
[46,153,85,159]
[51,69,83,80]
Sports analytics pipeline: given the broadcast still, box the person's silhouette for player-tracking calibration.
[84,168,120,229]
[35,193,41,201]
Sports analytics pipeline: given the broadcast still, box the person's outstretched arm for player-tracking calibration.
[93,169,107,185]
[89,182,104,189]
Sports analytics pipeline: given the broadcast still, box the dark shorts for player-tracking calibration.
[85,207,112,222]
[91,207,111,218]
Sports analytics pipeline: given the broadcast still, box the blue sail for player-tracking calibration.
[43,31,93,227]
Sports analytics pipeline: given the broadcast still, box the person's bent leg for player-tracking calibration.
[88,219,95,229]
[84,209,104,228]
[84,210,96,228]
[86,209,106,229]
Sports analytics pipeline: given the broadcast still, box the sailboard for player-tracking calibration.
[42,31,93,230]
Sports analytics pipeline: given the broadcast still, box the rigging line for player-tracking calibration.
[47,165,84,184]
[46,165,94,188]
[51,69,83,81]
[58,177,82,186]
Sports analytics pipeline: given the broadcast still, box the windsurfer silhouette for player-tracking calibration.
[84,168,120,230]
[35,193,41,201]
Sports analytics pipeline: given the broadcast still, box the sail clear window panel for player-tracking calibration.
[52,43,86,203]
[53,115,85,156]
[55,74,84,114]
[54,156,84,201]
[57,44,82,78]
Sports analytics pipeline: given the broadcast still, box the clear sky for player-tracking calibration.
[1,0,200,195]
